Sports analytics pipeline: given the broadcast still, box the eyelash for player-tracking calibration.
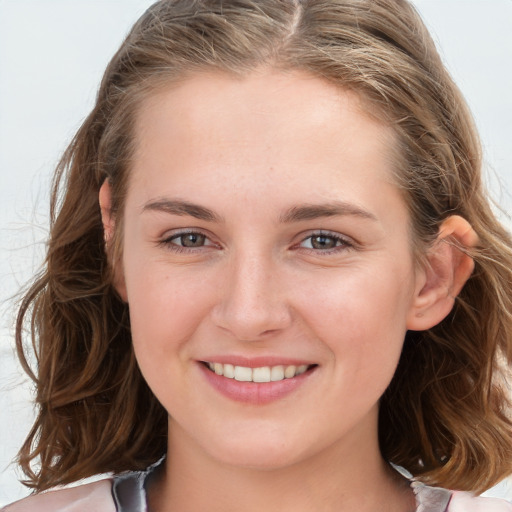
[159,230,218,253]
[296,231,354,254]
[159,230,354,255]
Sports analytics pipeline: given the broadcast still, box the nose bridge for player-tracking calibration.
[212,245,291,340]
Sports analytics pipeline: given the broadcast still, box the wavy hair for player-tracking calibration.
[16,0,512,493]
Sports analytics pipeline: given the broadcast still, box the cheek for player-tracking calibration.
[124,265,215,412]
[298,261,414,330]
[122,251,216,365]
[295,263,414,377]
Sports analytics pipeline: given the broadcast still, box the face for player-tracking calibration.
[115,70,425,470]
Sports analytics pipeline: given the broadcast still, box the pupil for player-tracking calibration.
[182,233,205,247]
[312,235,336,249]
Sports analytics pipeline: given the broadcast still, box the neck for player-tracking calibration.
[149,413,415,512]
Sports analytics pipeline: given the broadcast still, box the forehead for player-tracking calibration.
[129,69,401,209]
[134,69,397,163]
[135,69,396,150]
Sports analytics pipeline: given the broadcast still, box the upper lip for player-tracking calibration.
[198,356,316,368]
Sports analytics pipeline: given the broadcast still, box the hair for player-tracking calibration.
[16,0,512,494]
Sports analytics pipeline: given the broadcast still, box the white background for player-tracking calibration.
[1,0,511,506]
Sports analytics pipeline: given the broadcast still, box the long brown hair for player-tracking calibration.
[16,0,512,493]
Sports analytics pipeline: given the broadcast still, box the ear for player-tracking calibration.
[99,180,115,243]
[99,180,127,301]
[407,215,478,331]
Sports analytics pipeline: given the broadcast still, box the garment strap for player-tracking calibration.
[112,456,165,512]
[412,481,452,512]
[112,471,147,512]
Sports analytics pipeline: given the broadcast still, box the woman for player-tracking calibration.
[5,0,512,510]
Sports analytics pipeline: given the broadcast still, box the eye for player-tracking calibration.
[159,230,218,252]
[299,232,353,251]
[171,232,208,248]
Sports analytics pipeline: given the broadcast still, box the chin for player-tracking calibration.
[202,432,312,471]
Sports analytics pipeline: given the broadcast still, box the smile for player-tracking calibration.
[205,362,311,383]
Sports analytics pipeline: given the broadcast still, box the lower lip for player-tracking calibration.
[198,363,315,405]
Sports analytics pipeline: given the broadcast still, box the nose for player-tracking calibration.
[211,252,292,341]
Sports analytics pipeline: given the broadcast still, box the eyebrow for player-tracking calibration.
[279,202,377,223]
[142,198,377,224]
[142,199,224,223]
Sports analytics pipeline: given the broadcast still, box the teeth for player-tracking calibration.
[234,366,252,382]
[253,367,270,383]
[270,365,284,381]
[205,362,311,382]
[284,365,296,378]
[223,364,235,379]
[296,364,308,375]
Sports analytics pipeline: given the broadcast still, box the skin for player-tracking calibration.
[100,69,475,512]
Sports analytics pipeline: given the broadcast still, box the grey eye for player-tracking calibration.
[174,233,207,247]
[307,235,340,250]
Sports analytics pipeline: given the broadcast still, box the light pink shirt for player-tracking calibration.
[2,480,115,512]
[3,470,512,512]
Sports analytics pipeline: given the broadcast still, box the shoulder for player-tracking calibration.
[412,480,512,512]
[1,478,116,512]
[447,491,512,511]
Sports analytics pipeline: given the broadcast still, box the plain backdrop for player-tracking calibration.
[1,0,511,505]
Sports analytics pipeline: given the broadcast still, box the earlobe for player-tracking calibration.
[99,180,128,302]
[407,215,478,331]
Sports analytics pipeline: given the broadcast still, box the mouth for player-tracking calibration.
[201,361,316,383]
[199,359,318,404]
